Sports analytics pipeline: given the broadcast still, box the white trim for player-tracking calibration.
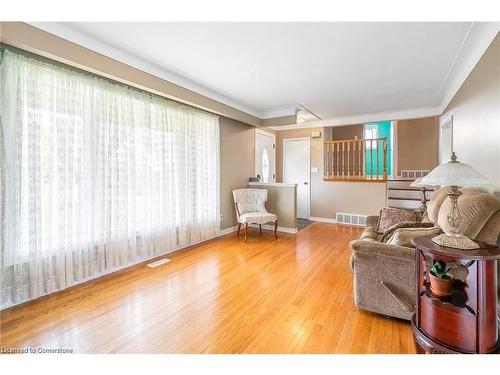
[265,23,499,128]
[271,106,442,131]
[249,182,297,188]
[3,225,238,309]
[28,22,263,119]
[438,114,454,164]
[283,137,311,219]
[433,22,500,112]
[29,22,499,125]
[255,128,276,137]
[249,223,298,234]
[309,216,337,224]
[390,120,396,178]
[218,225,239,236]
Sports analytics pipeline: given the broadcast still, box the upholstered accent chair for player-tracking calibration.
[232,188,278,242]
[350,187,500,321]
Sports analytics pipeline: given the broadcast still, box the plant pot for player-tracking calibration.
[429,273,454,297]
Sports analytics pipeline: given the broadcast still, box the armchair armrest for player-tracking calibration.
[349,239,416,320]
[365,215,379,228]
[350,239,415,262]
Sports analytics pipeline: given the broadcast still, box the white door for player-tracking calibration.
[255,130,276,183]
[283,138,310,219]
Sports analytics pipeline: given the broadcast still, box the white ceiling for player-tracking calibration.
[30,22,497,122]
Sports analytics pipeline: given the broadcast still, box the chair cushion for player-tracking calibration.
[238,212,277,225]
[233,188,267,214]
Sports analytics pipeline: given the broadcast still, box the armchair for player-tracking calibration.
[232,188,278,242]
[350,187,500,320]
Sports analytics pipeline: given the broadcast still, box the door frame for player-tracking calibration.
[439,114,454,164]
[283,137,311,219]
[255,129,276,182]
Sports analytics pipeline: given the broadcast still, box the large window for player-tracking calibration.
[0,46,220,308]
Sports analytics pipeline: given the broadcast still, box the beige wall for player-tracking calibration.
[442,33,500,197]
[396,117,439,176]
[329,124,364,141]
[220,117,255,229]
[262,115,296,127]
[276,128,387,219]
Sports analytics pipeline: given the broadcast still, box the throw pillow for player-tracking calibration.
[380,221,435,243]
[387,226,442,248]
[376,207,421,234]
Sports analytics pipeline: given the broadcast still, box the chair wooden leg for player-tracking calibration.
[244,223,248,242]
[259,224,262,236]
[237,223,241,237]
[274,220,278,239]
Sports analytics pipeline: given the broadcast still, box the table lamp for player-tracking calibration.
[410,177,436,213]
[420,152,490,250]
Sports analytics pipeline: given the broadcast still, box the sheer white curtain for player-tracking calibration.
[0,48,220,308]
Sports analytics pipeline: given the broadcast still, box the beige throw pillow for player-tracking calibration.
[380,221,434,243]
[387,226,442,248]
[376,207,421,234]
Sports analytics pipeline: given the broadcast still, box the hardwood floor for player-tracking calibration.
[0,223,415,354]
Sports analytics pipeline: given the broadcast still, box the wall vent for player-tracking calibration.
[400,170,430,180]
[336,213,367,227]
[146,258,171,268]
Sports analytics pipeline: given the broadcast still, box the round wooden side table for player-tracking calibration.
[411,235,500,354]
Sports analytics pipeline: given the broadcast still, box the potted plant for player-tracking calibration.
[429,260,454,297]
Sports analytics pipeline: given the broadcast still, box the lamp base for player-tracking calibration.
[431,233,480,250]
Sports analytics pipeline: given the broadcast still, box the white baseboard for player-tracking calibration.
[249,223,298,234]
[3,226,239,310]
[309,216,337,224]
[218,225,238,236]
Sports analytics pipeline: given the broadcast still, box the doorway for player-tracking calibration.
[255,129,276,183]
[440,115,453,163]
[363,120,394,178]
[283,137,310,219]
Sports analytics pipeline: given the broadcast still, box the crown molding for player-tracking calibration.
[270,106,442,131]
[433,22,499,112]
[264,23,499,128]
[27,22,263,119]
[14,22,500,129]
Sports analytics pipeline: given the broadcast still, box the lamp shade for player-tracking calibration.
[420,154,489,187]
[410,176,437,188]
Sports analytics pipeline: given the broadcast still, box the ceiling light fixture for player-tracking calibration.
[296,105,321,124]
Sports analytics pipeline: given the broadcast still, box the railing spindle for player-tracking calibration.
[326,143,330,178]
[376,139,380,180]
[322,138,388,182]
[383,138,388,180]
[347,141,350,179]
[358,140,362,178]
[370,139,374,180]
[336,143,339,179]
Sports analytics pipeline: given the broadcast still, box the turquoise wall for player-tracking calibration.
[365,121,392,177]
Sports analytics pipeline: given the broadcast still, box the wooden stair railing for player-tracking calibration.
[324,137,388,181]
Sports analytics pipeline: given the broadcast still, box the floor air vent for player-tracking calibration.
[336,213,367,227]
[146,258,171,268]
[400,170,430,179]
